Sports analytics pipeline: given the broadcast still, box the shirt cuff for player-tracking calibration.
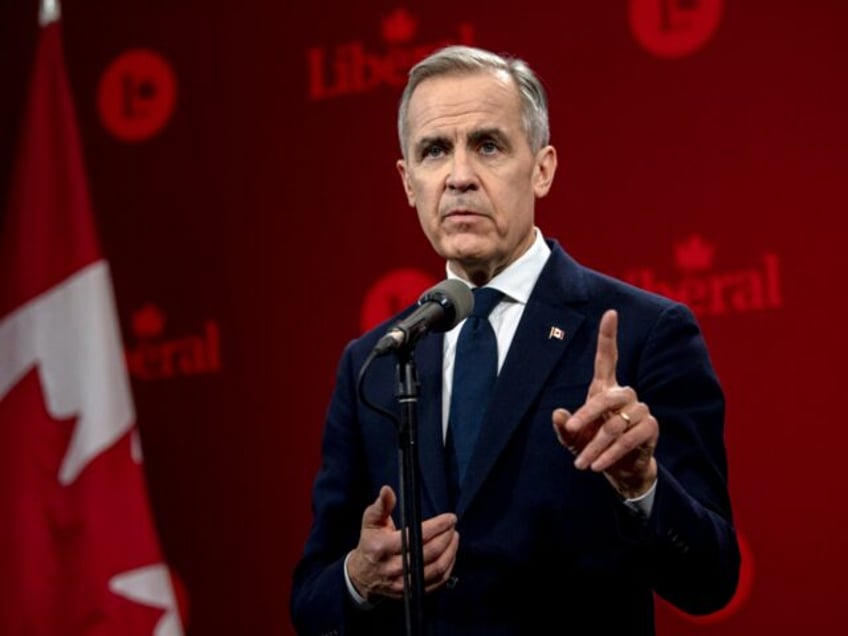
[344,551,378,610]
[622,478,657,518]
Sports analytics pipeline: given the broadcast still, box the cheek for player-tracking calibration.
[416,212,446,253]
[501,179,536,216]
[412,185,440,217]
[418,212,444,248]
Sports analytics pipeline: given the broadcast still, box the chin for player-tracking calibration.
[441,233,493,258]
[445,247,491,268]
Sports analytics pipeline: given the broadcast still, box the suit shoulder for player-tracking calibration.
[586,266,680,311]
[547,242,699,327]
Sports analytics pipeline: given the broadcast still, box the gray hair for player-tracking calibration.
[397,45,551,158]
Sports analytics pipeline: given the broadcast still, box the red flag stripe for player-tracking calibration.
[0,23,101,319]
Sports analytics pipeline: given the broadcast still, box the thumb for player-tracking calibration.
[362,485,397,529]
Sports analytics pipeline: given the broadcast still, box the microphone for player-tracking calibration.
[373,279,473,356]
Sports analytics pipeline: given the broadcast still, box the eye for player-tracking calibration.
[422,143,446,160]
[478,139,500,155]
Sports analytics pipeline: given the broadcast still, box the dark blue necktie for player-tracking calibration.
[446,286,504,500]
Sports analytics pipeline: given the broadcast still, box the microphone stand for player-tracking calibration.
[394,344,425,636]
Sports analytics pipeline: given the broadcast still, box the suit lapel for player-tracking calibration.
[456,244,590,516]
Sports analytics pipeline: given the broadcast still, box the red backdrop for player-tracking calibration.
[2,1,846,634]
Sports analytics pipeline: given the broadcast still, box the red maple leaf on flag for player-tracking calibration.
[0,2,184,634]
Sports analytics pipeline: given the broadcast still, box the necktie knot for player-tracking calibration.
[471,287,503,319]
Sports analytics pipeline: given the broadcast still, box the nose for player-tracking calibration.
[445,149,478,193]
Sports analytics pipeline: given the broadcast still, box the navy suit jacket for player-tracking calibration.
[291,240,740,636]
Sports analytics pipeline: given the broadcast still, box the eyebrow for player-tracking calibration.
[467,127,509,149]
[414,135,450,157]
[413,127,511,158]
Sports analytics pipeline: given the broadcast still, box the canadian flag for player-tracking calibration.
[0,2,184,634]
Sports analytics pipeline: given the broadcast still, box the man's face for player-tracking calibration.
[397,70,556,284]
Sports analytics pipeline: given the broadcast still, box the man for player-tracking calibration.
[291,45,739,635]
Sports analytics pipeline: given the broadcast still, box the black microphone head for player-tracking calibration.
[418,279,473,333]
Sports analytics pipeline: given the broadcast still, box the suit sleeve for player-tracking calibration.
[620,302,741,614]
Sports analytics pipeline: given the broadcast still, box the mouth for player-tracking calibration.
[443,208,484,220]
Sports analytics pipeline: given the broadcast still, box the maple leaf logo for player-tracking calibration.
[132,303,166,339]
[381,8,418,44]
[674,234,715,272]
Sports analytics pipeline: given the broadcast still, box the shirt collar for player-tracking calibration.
[445,227,550,304]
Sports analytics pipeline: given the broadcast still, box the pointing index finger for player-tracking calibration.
[592,309,619,389]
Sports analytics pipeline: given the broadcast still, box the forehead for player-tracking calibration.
[405,70,523,138]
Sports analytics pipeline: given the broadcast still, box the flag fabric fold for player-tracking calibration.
[0,13,184,636]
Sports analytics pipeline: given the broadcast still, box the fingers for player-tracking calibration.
[553,393,656,468]
[560,309,625,445]
[423,528,460,593]
[552,310,659,498]
[351,493,459,601]
[566,386,636,436]
[369,512,460,598]
[590,309,619,392]
[574,401,651,471]
[420,511,457,543]
[420,513,459,592]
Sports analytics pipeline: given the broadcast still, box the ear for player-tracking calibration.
[532,145,557,198]
[396,159,416,207]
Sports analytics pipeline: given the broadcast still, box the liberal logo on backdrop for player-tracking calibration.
[98,49,177,142]
[125,304,222,380]
[629,0,723,58]
[623,234,783,317]
[308,7,475,100]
